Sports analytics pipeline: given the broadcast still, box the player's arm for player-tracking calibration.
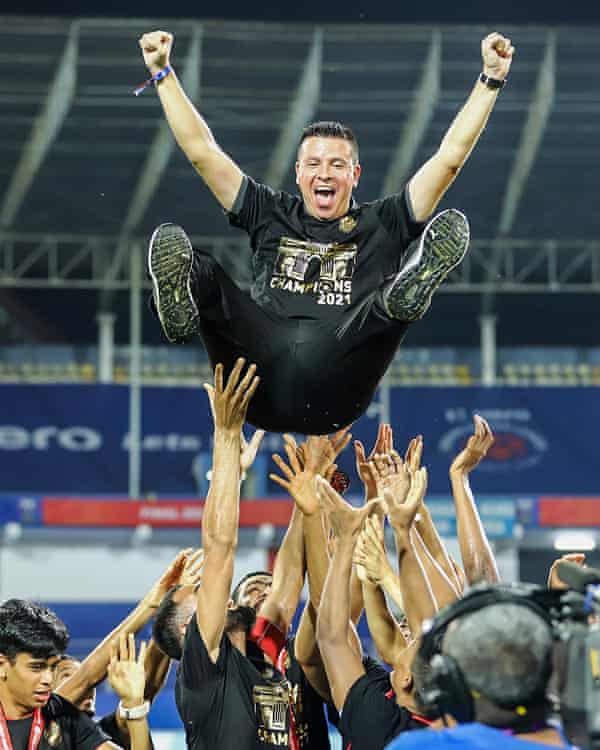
[315,477,379,712]
[257,503,306,635]
[196,359,259,662]
[408,33,514,221]
[138,31,243,210]
[449,414,500,585]
[270,433,347,698]
[386,469,439,637]
[57,549,192,705]
[354,516,409,665]
[409,527,459,610]
[405,436,463,593]
[142,639,171,703]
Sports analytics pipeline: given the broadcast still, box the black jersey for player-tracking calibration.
[275,636,332,750]
[228,177,424,320]
[7,696,108,750]
[338,660,426,750]
[175,616,292,750]
[186,177,426,432]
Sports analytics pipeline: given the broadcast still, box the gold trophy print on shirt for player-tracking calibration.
[253,684,290,747]
[270,237,358,306]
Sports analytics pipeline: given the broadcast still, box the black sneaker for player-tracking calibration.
[383,208,470,322]
[148,223,200,343]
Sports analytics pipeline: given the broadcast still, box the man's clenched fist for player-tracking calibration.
[481,32,515,81]
[139,30,174,75]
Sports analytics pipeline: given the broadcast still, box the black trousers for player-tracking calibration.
[189,252,409,434]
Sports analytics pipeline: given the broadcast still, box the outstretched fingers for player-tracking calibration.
[271,453,295,482]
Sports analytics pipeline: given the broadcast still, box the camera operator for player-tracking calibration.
[386,586,577,749]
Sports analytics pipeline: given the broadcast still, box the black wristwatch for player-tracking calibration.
[479,72,507,90]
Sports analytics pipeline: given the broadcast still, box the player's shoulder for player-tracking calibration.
[45,693,78,719]
[360,189,409,216]
[248,176,300,211]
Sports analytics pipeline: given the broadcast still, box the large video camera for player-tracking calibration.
[551,560,600,750]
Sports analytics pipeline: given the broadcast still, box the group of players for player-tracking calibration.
[0,359,581,750]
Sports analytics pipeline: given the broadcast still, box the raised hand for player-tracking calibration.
[366,448,410,506]
[108,634,147,707]
[481,32,515,80]
[144,549,193,608]
[203,359,259,435]
[270,435,335,515]
[354,423,392,500]
[354,515,392,587]
[316,475,379,541]
[138,30,174,75]
[387,467,428,532]
[405,435,423,474]
[204,379,265,472]
[180,548,205,589]
[449,414,494,477]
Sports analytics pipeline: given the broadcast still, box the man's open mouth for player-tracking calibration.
[314,186,336,210]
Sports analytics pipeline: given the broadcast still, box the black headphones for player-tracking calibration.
[416,583,556,725]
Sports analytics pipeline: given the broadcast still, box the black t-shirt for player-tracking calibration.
[96,710,155,750]
[338,660,425,750]
[176,616,292,750]
[96,713,123,748]
[228,177,424,319]
[279,637,331,750]
[7,695,108,750]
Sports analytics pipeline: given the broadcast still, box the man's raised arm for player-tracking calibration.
[449,414,500,585]
[315,477,378,712]
[196,359,259,662]
[57,549,193,705]
[138,31,244,210]
[408,32,515,221]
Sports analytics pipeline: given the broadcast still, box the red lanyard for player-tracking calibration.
[275,647,299,750]
[384,689,434,727]
[0,704,45,750]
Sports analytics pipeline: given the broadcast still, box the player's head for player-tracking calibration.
[0,599,69,711]
[55,655,96,716]
[390,639,429,714]
[226,571,273,636]
[441,602,553,725]
[296,121,361,221]
[153,584,197,661]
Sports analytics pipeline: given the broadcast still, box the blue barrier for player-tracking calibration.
[1,385,598,494]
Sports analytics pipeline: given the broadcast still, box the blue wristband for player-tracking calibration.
[133,65,172,96]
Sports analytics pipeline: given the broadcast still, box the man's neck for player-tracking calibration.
[0,689,33,720]
[227,631,274,665]
[227,629,247,655]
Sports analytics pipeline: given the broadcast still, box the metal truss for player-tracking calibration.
[2,232,599,292]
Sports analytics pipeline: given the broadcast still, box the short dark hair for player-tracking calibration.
[0,599,69,662]
[230,571,272,605]
[152,586,189,661]
[298,121,359,162]
[443,603,553,708]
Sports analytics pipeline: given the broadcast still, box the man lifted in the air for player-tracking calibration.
[139,30,513,434]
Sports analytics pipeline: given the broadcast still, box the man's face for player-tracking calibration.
[234,573,273,613]
[295,136,361,221]
[0,653,60,713]
[54,658,96,716]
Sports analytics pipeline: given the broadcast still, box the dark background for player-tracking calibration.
[8,0,600,24]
